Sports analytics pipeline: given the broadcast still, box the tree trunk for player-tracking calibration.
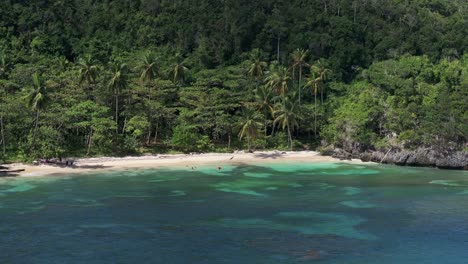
[153,121,159,142]
[115,94,119,134]
[146,122,152,145]
[314,90,317,136]
[248,137,252,152]
[228,133,231,149]
[287,123,292,150]
[292,65,296,85]
[353,2,357,23]
[34,110,40,134]
[86,127,93,155]
[122,116,128,135]
[321,85,324,104]
[277,35,281,62]
[0,116,5,155]
[31,110,40,150]
[298,65,302,105]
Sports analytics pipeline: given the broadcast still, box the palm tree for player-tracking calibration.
[139,51,159,139]
[247,49,267,90]
[306,65,325,135]
[291,49,309,104]
[0,52,8,78]
[58,56,70,71]
[78,55,100,100]
[314,59,331,104]
[108,62,128,131]
[78,54,100,85]
[238,108,263,152]
[170,53,189,85]
[255,85,274,136]
[0,115,4,155]
[139,51,159,84]
[26,73,48,146]
[273,95,300,150]
[0,87,6,155]
[265,65,290,96]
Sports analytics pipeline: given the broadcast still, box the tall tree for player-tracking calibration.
[170,53,189,85]
[246,49,267,90]
[291,49,309,105]
[273,95,300,150]
[0,51,11,78]
[108,62,128,132]
[0,87,5,155]
[305,71,321,136]
[255,85,274,136]
[265,66,290,96]
[238,108,262,152]
[0,115,4,156]
[26,73,48,149]
[313,59,331,104]
[78,54,100,101]
[139,51,159,84]
[78,55,100,85]
[265,6,287,63]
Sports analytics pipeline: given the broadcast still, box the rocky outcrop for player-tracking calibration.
[331,148,352,160]
[362,148,468,170]
[321,146,468,170]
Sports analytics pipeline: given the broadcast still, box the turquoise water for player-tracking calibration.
[1,162,468,263]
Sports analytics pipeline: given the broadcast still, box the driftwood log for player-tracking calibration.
[0,166,24,177]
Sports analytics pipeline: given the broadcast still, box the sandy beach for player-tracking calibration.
[9,151,364,177]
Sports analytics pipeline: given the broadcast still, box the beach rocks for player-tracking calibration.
[323,146,468,170]
[360,148,468,170]
[331,148,352,160]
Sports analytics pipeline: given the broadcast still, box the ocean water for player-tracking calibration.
[1,162,467,263]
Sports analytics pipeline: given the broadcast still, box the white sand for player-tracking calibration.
[10,151,365,177]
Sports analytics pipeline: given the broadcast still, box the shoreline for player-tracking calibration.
[9,151,366,178]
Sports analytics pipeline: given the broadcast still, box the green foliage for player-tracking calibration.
[126,116,150,139]
[28,126,65,159]
[171,125,213,153]
[0,1,465,160]
[238,108,263,151]
[266,132,289,150]
[324,56,467,151]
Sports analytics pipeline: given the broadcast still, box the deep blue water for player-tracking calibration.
[1,162,468,263]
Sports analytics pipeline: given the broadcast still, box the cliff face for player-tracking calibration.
[331,148,468,170]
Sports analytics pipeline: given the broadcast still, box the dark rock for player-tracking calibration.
[435,151,468,169]
[332,148,352,160]
[392,151,412,165]
[360,152,372,162]
[321,148,335,156]
[358,148,468,170]
[406,148,435,166]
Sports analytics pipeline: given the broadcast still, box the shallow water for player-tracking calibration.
[1,162,467,263]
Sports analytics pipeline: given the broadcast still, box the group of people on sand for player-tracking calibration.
[185,165,223,171]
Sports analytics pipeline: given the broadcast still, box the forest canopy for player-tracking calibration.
[0,0,466,160]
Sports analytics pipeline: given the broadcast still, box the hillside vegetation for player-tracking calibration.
[0,0,466,160]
